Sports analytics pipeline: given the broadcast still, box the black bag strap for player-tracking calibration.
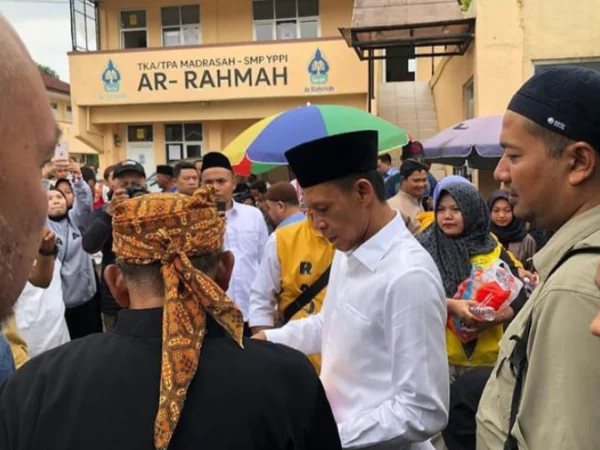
[282,265,331,325]
[504,246,600,450]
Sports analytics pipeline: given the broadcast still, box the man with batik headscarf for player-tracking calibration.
[0,187,341,450]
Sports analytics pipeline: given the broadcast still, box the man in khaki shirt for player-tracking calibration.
[476,67,600,449]
[387,160,427,234]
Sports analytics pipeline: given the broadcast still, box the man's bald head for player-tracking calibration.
[0,15,59,320]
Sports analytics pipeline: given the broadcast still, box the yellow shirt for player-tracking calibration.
[276,220,335,372]
[4,316,28,369]
[446,243,505,367]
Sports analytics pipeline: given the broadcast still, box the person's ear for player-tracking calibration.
[355,178,375,204]
[104,264,131,309]
[566,141,597,186]
[215,251,235,292]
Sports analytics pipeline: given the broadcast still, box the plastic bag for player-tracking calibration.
[448,260,523,343]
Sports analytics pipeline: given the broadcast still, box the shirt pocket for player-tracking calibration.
[341,302,372,326]
[237,230,259,258]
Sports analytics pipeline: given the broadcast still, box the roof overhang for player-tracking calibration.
[340,0,475,60]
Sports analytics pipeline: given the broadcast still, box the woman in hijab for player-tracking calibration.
[488,190,537,270]
[47,178,101,339]
[55,178,75,209]
[418,182,526,382]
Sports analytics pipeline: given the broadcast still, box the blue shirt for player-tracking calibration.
[278,211,306,229]
[0,334,14,385]
[384,167,399,183]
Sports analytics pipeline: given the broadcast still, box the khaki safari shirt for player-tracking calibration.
[477,205,600,450]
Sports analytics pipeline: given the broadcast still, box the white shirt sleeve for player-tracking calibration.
[263,308,324,355]
[256,211,269,262]
[248,233,280,328]
[338,268,450,448]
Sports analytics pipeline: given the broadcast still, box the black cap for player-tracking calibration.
[508,66,600,150]
[284,130,378,188]
[156,165,174,177]
[113,160,146,179]
[201,152,233,173]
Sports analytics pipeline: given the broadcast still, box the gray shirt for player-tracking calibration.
[47,179,96,308]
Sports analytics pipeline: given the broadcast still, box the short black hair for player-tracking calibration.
[331,170,385,203]
[173,161,197,179]
[250,180,268,194]
[118,253,221,294]
[80,166,96,184]
[378,154,392,165]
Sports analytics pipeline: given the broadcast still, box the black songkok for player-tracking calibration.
[284,130,378,188]
[201,152,233,173]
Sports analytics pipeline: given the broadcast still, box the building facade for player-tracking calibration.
[42,74,98,165]
[418,0,600,195]
[68,0,372,176]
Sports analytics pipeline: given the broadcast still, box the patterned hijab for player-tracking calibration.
[112,187,244,450]
[418,182,497,297]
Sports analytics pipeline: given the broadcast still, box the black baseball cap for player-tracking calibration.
[113,159,146,178]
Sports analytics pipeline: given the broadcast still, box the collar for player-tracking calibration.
[534,205,600,280]
[278,211,305,229]
[347,211,405,272]
[226,200,241,217]
[113,307,229,339]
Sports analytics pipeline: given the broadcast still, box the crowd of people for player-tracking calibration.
[1,13,600,450]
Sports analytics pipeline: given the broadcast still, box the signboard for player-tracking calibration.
[70,38,368,106]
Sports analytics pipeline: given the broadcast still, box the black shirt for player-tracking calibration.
[81,205,120,314]
[0,308,341,450]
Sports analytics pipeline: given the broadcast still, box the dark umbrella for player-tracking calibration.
[423,115,503,169]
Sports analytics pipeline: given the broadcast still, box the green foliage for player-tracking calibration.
[459,0,473,11]
[37,64,60,79]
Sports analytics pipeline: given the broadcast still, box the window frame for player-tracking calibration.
[66,105,73,122]
[160,5,202,47]
[127,124,154,143]
[252,0,320,41]
[120,9,148,49]
[463,77,475,120]
[164,123,203,163]
[50,102,58,119]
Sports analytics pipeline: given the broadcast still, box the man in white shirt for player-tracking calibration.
[254,130,449,449]
[201,152,269,335]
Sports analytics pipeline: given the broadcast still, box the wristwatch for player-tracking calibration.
[39,246,58,257]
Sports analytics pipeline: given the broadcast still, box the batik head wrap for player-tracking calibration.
[417,182,497,297]
[112,187,244,450]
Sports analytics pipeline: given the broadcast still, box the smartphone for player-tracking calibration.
[54,141,69,161]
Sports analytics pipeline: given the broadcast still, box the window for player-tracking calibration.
[127,125,153,142]
[252,0,319,41]
[161,5,201,47]
[535,60,600,75]
[165,123,203,163]
[50,103,58,119]
[66,106,73,122]
[464,78,474,120]
[120,10,147,49]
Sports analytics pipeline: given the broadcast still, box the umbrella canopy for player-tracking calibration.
[423,115,504,169]
[225,104,409,175]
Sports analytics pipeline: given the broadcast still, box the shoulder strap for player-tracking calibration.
[504,246,600,450]
[282,265,331,325]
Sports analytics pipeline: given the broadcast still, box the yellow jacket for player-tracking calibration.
[276,220,335,372]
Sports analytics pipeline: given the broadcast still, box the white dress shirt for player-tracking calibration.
[265,213,449,449]
[249,232,280,327]
[224,201,269,320]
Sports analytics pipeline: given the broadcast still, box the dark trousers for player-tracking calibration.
[65,299,103,340]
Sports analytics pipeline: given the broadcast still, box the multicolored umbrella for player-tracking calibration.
[225,104,409,175]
